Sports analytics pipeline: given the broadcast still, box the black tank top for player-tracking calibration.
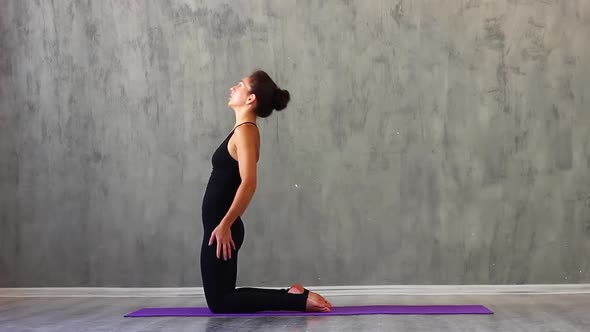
[201,122,257,225]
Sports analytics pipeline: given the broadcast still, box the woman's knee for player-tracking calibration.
[205,293,231,313]
[207,300,232,313]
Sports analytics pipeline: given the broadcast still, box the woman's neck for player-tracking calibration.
[234,108,256,126]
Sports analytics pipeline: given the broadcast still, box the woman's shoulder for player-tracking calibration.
[233,121,258,131]
[231,123,260,152]
[233,122,259,137]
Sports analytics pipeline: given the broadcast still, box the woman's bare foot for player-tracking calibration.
[306,291,331,312]
[288,283,332,312]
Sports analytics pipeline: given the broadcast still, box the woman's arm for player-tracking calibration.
[219,125,259,228]
[209,124,259,260]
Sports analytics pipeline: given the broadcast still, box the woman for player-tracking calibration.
[200,70,332,313]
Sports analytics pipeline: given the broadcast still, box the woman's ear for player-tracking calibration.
[246,93,257,105]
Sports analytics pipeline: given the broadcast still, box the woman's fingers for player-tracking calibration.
[209,232,215,246]
[218,241,230,261]
[216,240,221,259]
[209,228,236,261]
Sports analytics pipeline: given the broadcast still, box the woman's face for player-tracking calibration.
[228,77,254,108]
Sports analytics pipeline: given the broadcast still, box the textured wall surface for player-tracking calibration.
[1,0,589,287]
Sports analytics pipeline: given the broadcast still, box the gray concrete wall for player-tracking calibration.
[1,0,589,287]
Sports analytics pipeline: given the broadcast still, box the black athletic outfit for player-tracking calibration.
[200,122,308,313]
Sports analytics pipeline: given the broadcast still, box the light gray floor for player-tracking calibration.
[1,294,589,331]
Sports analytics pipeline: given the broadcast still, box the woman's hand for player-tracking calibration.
[208,223,236,261]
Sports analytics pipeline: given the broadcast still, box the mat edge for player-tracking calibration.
[124,305,494,317]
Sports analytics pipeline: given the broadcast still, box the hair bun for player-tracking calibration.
[272,88,290,111]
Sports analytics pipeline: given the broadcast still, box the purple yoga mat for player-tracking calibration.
[125,305,493,317]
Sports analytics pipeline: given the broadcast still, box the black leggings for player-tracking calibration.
[200,217,308,313]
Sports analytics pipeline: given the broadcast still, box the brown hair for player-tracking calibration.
[248,70,290,118]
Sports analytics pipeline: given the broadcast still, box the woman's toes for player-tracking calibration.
[306,291,333,312]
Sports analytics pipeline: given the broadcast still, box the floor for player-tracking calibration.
[1,294,589,331]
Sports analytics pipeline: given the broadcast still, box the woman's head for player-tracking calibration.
[228,70,290,118]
